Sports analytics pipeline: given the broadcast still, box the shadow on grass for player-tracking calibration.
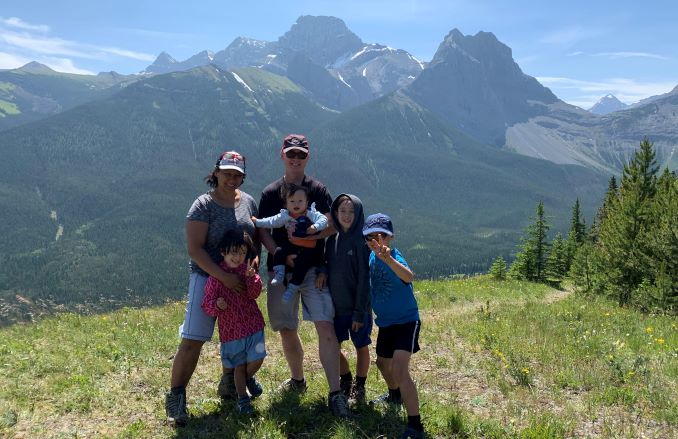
[169,391,409,438]
[266,390,407,438]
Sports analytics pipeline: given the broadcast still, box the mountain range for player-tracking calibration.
[0,15,673,321]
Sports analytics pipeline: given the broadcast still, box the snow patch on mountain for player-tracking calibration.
[231,72,253,92]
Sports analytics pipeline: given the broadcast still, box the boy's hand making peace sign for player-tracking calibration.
[367,234,391,261]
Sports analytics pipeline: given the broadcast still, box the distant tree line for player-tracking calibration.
[490,138,677,314]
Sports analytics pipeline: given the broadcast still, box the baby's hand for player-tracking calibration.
[306,225,317,235]
[216,297,227,310]
[251,216,259,224]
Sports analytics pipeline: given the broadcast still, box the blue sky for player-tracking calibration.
[1,0,677,109]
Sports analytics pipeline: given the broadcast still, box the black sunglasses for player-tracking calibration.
[285,150,308,160]
[364,232,386,241]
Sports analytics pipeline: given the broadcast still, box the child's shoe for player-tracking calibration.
[350,383,366,404]
[281,283,300,304]
[237,395,254,414]
[217,371,237,400]
[246,376,263,399]
[340,378,353,398]
[270,265,285,287]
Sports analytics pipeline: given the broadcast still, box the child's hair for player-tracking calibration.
[333,195,352,212]
[218,229,255,256]
[281,183,309,203]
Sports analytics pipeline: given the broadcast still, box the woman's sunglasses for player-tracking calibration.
[285,150,308,160]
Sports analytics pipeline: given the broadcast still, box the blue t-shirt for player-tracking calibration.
[368,248,419,327]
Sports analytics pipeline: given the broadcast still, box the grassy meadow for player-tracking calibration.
[0,277,676,438]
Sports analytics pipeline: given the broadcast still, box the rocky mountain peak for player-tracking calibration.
[433,29,513,68]
[589,94,627,115]
[17,61,55,74]
[278,15,363,66]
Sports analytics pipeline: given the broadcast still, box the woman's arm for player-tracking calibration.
[186,220,244,292]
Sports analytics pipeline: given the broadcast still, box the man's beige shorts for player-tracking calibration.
[266,269,334,331]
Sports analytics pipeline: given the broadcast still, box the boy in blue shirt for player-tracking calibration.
[363,213,425,439]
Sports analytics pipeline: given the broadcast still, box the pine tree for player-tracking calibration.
[596,138,658,306]
[509,201,550,282]
[565,198,586,270]
[570,240,595,292]
[546,233,568,284]
[590,176,617,243]
[637,168,678,311]
[488,256,507,280]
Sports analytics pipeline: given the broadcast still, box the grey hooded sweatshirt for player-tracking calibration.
[324,194,371,323]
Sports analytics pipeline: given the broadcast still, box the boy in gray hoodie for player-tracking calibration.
[316,194,372,403]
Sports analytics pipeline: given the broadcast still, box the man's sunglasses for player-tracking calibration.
[285,150,308,160]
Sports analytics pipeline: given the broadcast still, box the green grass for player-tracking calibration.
[0,276,676,438]
[0,100,20,116]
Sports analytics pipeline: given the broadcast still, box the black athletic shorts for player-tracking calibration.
[375,320,421,358]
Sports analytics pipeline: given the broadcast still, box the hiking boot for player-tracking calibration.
[369,391,402,407]
[278,378,307,393]
[340,378,353,398]
[328,392,351,418]
[281,283,300,304]
[165,390,188,427]
[246,376,263,399]
[217,372,237,400]
[237,396,254,414]
[271,264,285,287]
[400,426,426,439]
[350,384,366,404]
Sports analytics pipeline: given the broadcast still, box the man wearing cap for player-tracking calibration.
[257,134,350,417]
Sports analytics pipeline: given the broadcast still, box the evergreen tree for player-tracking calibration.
[488,256,507,280]
[509,201,550,282]
[565,198,586,269]
[570,240,595,292]
[637,168,678,311]
[546,233,568,284]
[596,138,658,306]
[590,176,617,243]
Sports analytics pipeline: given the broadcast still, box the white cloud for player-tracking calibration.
[566,51,584,57]
[0,16,154,73]
[42,57,95,75]
[539,26,605,47]
[98,47,155,62]
[0,50,30,69]
[0,16,50,33]
[594,51,669,60]
[537,76,677,107]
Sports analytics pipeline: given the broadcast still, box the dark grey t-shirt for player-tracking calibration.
[186,191,258,275]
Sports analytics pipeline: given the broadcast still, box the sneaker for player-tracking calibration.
[340,379,353,398]
[278,378,307,393]
[271,265,285,287]
[328,392,352,418]
[217,372,237,400]
[400,426,426,439]
[369,391,402,407]
[350,384,366,404]
[246,376,263,399]
[238,396,254,414]
[281,283,300,304]
[165,390,188,427]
